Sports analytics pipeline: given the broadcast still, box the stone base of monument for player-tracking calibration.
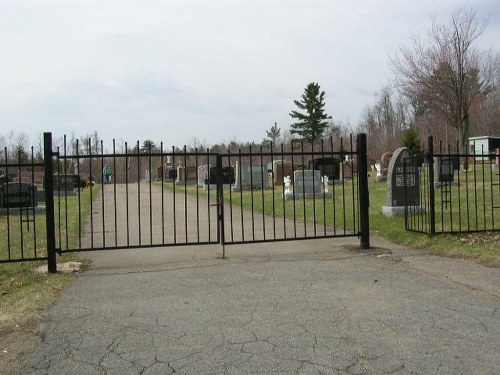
[286,192,333,201]
[381,205,424,217]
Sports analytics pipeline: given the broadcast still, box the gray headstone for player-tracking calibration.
[291,170,332,200]
[233,161,269,191]
[198,164,210,187]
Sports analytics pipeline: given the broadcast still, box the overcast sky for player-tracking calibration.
[1,0,498,148]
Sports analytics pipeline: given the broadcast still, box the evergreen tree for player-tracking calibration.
[401,127,422,155]
[289,82,331,142]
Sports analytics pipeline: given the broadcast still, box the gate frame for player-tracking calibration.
[39,132,370,273]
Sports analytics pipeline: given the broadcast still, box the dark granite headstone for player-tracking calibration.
[1,182,38,208]
[435,157,455,183]
[273,162,294,185]
[382,148,420,216]
[52,174,80,192]
[307,158,340,181]
[208,166,235,185]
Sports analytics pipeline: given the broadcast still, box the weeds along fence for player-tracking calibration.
[405,136,500,234]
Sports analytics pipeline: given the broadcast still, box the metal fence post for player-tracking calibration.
[216,154,225,259]
[357,133,370,249]
[44,132,57,273]
[428,135,435,235]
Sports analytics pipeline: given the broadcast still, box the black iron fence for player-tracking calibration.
[0,147,47,264]
[1,133,370,271]
[405,136,500,234]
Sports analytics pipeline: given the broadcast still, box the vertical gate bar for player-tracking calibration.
[64,136,69,250]
[44,132,57,273]
[481,145,486,230]
[301,142,306,237]
[280,143,286,239]
[4,148,11,260]
[160,143,165,244]
[270,143,276,239]
[137,141,141,245]
[428,136,435,235]
[489,147,494,229]
[351,135,357,235]
[321,140,326,237]
[340,138,347,235]
[172,146,177,244]
[330,137,336,235]
[465,142,470,231]
[56,146,61,250]
[149,143,153,245]
[238,149,244,242]
[88,138,94,248]
[311,142,317,237]
[113,139,118,247]
[260,146,266,241]
[125,143,130,247]
[228,151,234,242]
[291,143,297,238]
[76,140,82,249]
[195,148,200,242]
[101,140,106,248]
[217,154,225,257]
[249,146,255,241]
[357,133,370,249]
[473,147,478,230]
[456,141,462,231]
[183,146,188,244]
[404,158,408,230]
[206,149,211,242]
[17,151,25,258]
[31,146,37,257]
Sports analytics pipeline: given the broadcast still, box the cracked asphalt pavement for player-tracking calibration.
[18,236,500,374]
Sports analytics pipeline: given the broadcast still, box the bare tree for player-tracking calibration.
[392,8,499,162]
[358,86,409,163]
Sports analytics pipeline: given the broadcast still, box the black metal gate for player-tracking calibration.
[1,133,370,272]
[404,136,500,234]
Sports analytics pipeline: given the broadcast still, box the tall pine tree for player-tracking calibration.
[289,82,331,142]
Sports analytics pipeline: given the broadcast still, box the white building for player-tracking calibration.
[468,136,500,162]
